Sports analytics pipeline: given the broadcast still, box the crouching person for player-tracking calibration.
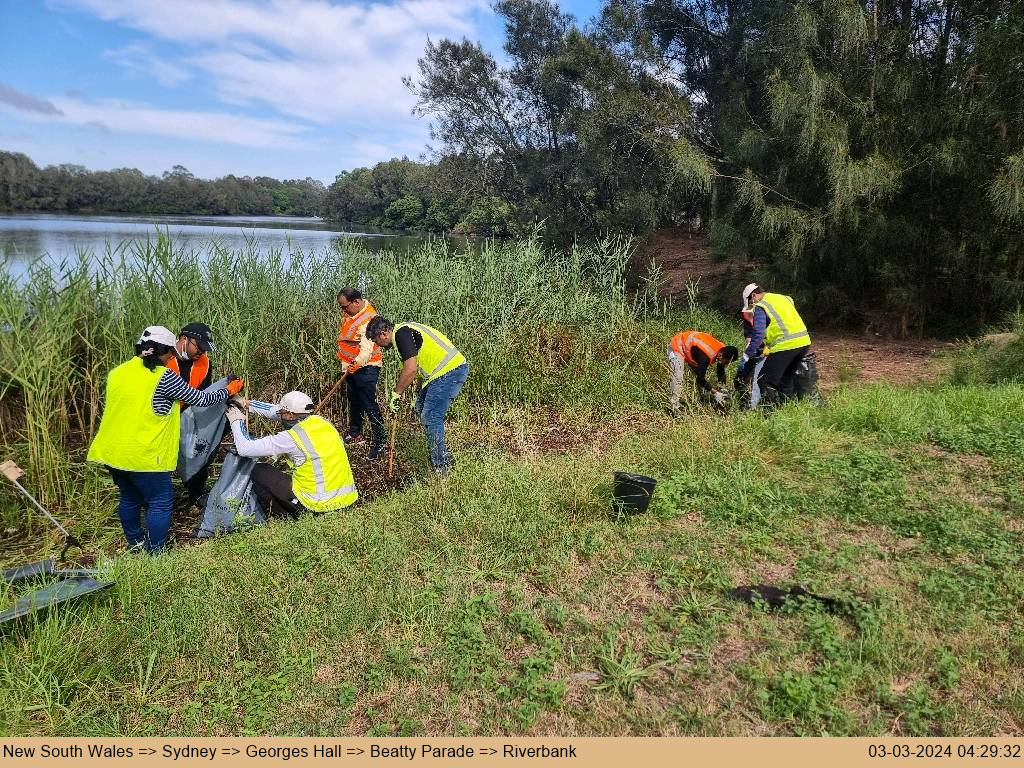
[226,391,357,517]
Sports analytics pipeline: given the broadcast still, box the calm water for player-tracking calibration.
[0,213,429,282]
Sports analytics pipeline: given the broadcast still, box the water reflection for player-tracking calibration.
[0,213,432,282]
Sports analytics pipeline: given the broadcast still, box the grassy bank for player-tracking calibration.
[1,382,1022,736]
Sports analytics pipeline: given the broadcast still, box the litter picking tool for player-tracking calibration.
[1,460,82,560]
[315,373,347,415]
[387,414,399,479]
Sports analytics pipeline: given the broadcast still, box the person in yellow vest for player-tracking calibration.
[742,285,812,406]
[668,330,739,413]
[167,322,218,505]
[87,326,243,553]
[336,288,385,459]
[225,391,357,517]
[365,316,468,473]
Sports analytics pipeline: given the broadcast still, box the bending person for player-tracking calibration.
[668,330,738,413]
[226,391,357,517]
[366,317,468,474]
[87,326,242,553]
[742,285,812,407]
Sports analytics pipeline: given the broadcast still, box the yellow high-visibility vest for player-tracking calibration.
[286,415,358,512]
[396,322,466,384]
[87,356,180,471]
[755,293,811,352]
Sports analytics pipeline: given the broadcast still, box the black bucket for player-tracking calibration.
[612,471,657,516]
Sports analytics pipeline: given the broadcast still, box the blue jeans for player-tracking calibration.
[749,356,766,409]
[107,467,173,553]
[415,363,468,470]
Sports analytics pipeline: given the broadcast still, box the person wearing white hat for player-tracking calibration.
[735,283,768,409]
[740,284,813,407]
[87,326,244,553]
[225,390,357,518]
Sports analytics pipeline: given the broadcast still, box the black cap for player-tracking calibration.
[180,322,215,353]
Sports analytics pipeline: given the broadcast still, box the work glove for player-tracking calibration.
[225,404,246,424]
[230,395,250,410]
[388,391,402,413]
[712,389,729,407]
[226,376,245,396]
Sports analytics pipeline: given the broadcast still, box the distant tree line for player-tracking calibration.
[0,152,325,217]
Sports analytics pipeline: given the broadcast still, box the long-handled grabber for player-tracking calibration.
[1,460,82,560]
[387,414,399,480]
[315,372,348,415]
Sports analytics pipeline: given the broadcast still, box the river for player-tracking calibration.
[0,212,429,282]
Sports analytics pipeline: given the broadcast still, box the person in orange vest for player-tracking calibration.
[166,322,218,506]
[336,287,385,460]
[668,330,739,413]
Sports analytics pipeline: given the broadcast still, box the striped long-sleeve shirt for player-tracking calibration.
[152,369,229,416]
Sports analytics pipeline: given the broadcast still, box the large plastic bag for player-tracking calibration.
[178,377,229,483]
[193,449,266,538]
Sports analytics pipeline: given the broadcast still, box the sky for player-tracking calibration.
[0,0,601,183]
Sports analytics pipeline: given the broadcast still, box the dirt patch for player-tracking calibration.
[812,333,954,390]
[632,229,747,307]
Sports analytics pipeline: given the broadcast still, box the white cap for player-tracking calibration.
[137,325,177,347]
[742,283,761,309]
[277,391,314,415]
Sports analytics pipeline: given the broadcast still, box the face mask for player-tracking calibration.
[176,339,191,361]
[281,418,299,428]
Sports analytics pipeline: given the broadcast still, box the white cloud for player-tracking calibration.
[53,0,489,122]
[104,43,192,87]
[1,96,309,148]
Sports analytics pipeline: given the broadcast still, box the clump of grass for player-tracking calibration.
[949,311,1024,385]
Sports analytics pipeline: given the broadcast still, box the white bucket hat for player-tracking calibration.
[137,325,177,347]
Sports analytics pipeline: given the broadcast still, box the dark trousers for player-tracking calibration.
[757,346,809,406]
[346,366,385,445]
[250,464,302,519]
[183,458,212,504]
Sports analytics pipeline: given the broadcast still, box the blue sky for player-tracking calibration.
[0,0,601,182]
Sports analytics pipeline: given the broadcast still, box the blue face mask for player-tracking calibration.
[176,339,192,361]
[281,417,299,429]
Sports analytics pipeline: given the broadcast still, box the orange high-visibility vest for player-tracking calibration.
[336,301,382,372]
[166,354,209,389]
[671,331,726,368]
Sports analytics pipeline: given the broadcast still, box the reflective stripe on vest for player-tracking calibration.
[397,322,467,384]
[86,356,180,471]
[166,354,209,389]
[287,415,357,511]
[756,293,811,353]
[336,301,383,367]
[670,331,725,367]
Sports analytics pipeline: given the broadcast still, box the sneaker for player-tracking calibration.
[343,433,367,445]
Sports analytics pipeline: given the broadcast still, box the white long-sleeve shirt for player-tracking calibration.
[229,406,306,466]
